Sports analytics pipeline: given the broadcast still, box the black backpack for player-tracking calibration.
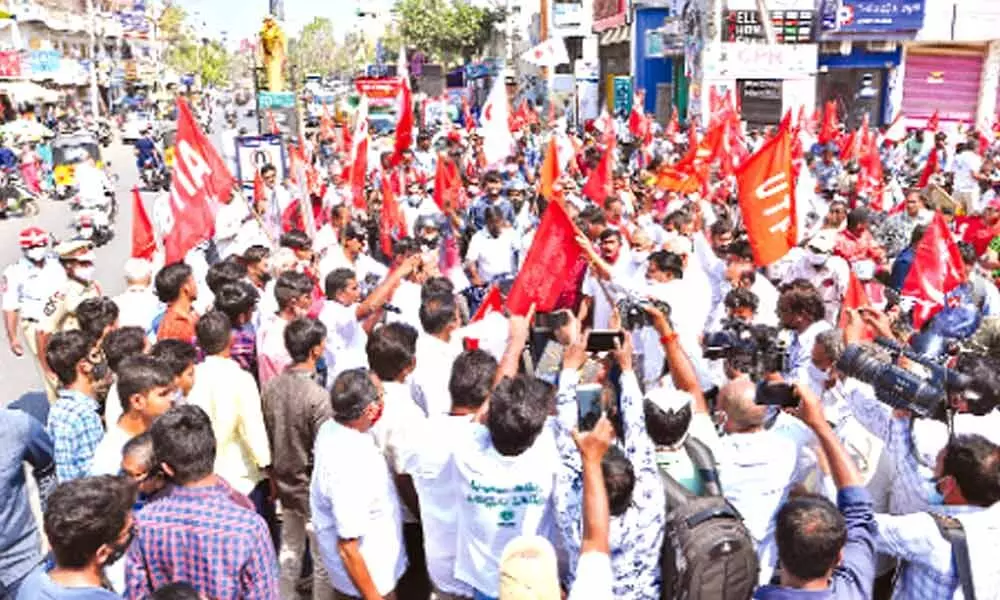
[659,438,759,600]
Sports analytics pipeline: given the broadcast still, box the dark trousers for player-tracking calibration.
[397,523,431,600]
[248,479,280,550]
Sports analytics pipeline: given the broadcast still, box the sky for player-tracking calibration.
[174,0,394,45]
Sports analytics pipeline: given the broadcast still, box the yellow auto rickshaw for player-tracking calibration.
[52,133,103,200]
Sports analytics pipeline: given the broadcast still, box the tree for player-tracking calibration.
[288,17,339,77]
[392,0,504,66]
[157,2,233,88]
[157,2,187,43]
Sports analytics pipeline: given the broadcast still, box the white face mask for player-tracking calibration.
[807,361,829,386]
[25,247,46,262]
[807,250,829,267]
[73,265,96,282]
[80,227,93,239]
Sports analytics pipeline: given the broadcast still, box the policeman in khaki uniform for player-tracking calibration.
[3,227,66,399]
[34,239,102,401]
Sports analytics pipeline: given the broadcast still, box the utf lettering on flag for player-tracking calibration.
[736,126,797,266]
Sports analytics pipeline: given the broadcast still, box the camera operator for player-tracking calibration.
[777,282,832,383]
[754,379,877,600]
[874,430,1000,599]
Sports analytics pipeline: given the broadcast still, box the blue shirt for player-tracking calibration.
[46,389,104,482]
[1,409,55,590]
[753,486,877,600]
[15,569,120,599]
[889,247,915,291]
[467,196,515,232]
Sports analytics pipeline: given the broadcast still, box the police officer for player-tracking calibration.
[2,227,62,367]
[35,240,102,401]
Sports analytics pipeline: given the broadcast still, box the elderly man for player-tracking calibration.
[113,258,161,330]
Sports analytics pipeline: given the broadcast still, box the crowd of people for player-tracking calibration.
[3,90,1000,600]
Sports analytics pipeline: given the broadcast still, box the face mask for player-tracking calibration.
[173,388,185,404]
[925,478,945,505]
[90,358,109,382]
[258,272,273,285]
[25,247,46,262]
[80,227,93,239]
[807,251,828,267]
[103,525,136,566]
[806,362,829,386]
[73,265,96,282]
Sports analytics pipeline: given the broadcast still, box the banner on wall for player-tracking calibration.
[820,0,926,33]
[235,135,286,190]
[0,50,21,78]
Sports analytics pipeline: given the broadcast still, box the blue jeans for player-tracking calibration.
[472,590,497,600]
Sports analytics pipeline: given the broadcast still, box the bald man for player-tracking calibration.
[715,378,814,586]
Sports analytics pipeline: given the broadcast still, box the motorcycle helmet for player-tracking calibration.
[18,226,48,249]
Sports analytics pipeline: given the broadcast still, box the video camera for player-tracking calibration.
[616,295,672,331]
[704,319,794,406]
[837,336,980,421]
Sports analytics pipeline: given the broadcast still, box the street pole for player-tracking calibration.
[86,0,100,116]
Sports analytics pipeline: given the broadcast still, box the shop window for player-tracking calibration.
[817,68,883,128]
[738,79,782,130]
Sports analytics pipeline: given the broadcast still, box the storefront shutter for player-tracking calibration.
[901,49,983,123]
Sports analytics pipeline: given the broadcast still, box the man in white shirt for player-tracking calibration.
[777,284,833,383]
[410,289,464,416]
[257,164,294,241]
[318,222,388,285]
[950,142,984,213]
[452,374,559,599]
[319,255,421,381]
[780,231,851,324]
[401,181,442,236]
[311,369,407,599]
[716,378,813,585]
[582,228,639,329]
[465,206,519,288]
[112,258,161,331]
[312,204,350,263]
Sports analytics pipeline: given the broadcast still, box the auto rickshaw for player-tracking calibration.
[52,133,103,201]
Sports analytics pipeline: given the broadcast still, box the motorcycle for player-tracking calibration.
[97,121,113,147]
[70,189,116,247]
[0,169,41,219]
[140,160,169,191]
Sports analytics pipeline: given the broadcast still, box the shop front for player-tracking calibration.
[593,0,631,113]
[700,42,818,129]
[634,3,679,124]
[816,0,925,126]
[817,43,902,128]
[900,44,987,126]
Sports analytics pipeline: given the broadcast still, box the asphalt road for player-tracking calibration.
[0,138,146,407]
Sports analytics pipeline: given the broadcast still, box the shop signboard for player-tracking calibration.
[612,76,633,117]
[593,0,628,32]
[26,50,60,76]
[820,0,925,33]
[738,79,783,128]
[724,10,815,43]
[703,42,817,79]
[0,50,21,78]
[354,77,402,100]
[257,92,299,139]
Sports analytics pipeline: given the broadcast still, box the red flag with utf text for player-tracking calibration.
[163,97,235,263]
[506,200,583,315]
[838,272,874,341]
[736,127,797,266]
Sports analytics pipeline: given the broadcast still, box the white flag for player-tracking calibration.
[480,73,514,166]
[521,37,569,67]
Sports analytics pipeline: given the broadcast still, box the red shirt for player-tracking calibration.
[835,229,885,264]
[157,305,198,343]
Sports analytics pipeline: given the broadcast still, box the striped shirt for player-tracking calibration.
[47,389,103,482]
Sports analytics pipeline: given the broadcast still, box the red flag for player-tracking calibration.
[918,148,939,188]
[471,284,503,322]
[267,111,280,135]
[582,138,614,202]
[807,107,820,136]
[506,201,583,315]
[380,174,407,258]
[130,187,156,260]
[163,98,235,264]
[320,103,336,140]
[349,101,370,210]
[433,153,463,210]
[391,76,414,165]
[778,108,792,133]
[539,136,561,201]
[838,272,874,341]
[462,96,475,131]
[665,105,679,138]
[926,109,940,133]
[281,199,304,233]
[253,169,265,206]
[859,131,885,210]
[901,212,966,329]
[818,100,839,146]
[735,127,797,266]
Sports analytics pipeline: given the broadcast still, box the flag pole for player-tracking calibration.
[233,184,277,248]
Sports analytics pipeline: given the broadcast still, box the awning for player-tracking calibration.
[599,25,630,47]
[0,80,60,102]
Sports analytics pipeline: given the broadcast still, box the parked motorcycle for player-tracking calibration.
[70,189,116,247]
[97,121,113,147]
[0,169,41,219]
[140,162,169,192]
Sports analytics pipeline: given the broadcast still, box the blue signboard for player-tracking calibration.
[27,50,60,75]
[820,0,925,33]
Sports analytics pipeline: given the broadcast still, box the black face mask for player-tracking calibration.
[90,359,109,382]
[258,272,273,285]
[103,524,135,566]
